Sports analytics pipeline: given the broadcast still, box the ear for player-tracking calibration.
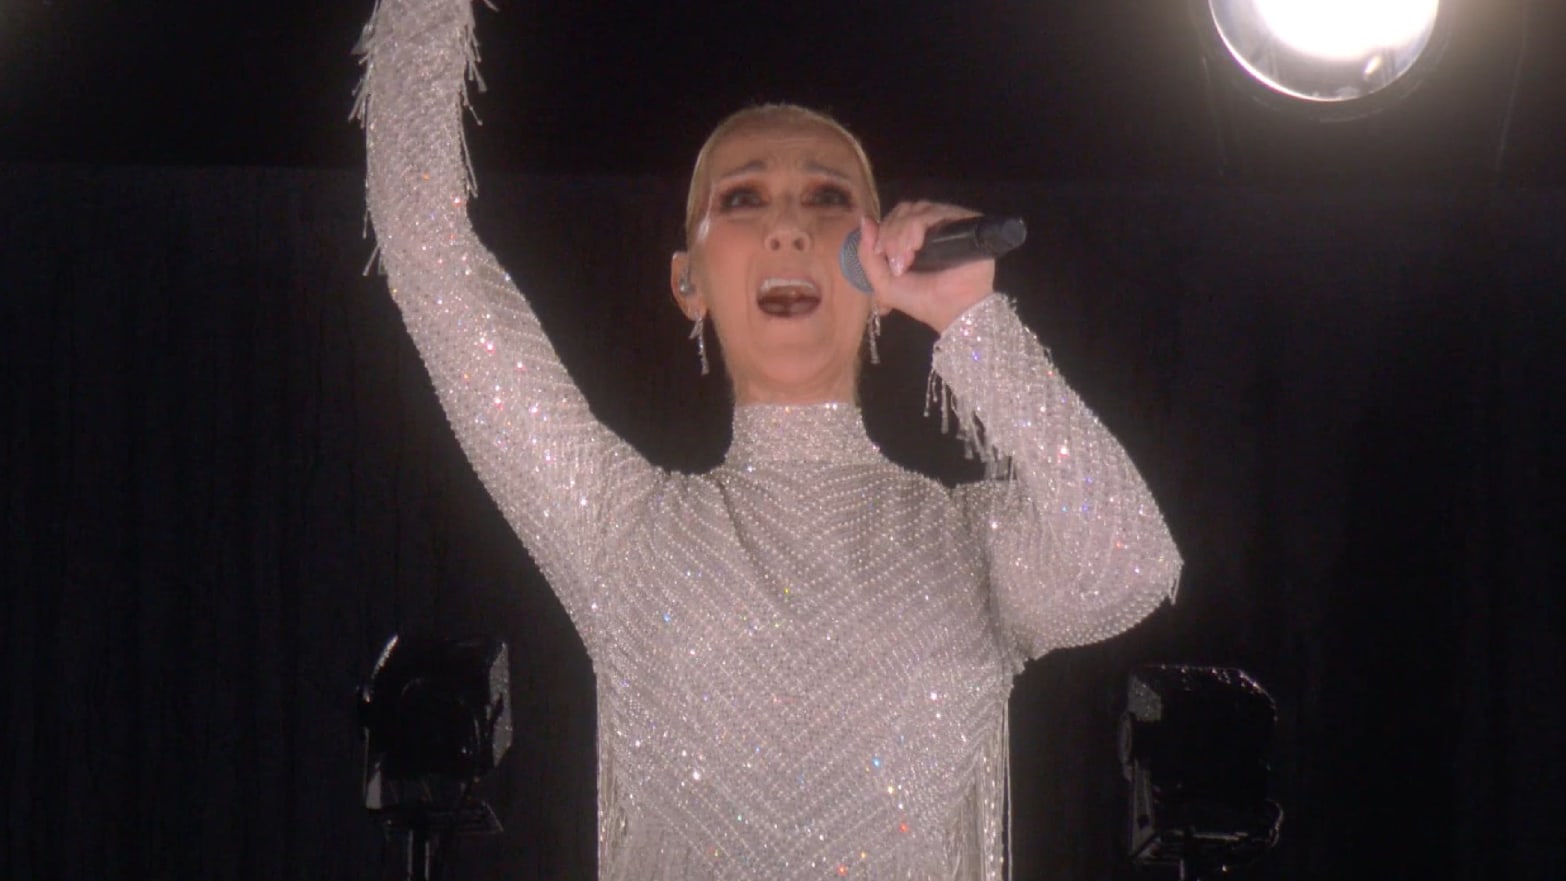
[670,251,702,321]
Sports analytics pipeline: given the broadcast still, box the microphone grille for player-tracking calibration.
[839,228,873,294]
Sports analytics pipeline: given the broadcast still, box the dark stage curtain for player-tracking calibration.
[3,164,1563,880]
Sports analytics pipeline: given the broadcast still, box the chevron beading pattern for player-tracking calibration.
[357,1,1182,877]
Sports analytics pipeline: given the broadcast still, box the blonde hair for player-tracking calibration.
[683,104,881,245]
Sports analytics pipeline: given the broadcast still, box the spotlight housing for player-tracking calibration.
[1197,0,1451,118]
[1120,665,1282,879]
[360,634,512,881]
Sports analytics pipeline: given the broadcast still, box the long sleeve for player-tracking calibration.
[356,0,652,651]
[936,295,1181,662]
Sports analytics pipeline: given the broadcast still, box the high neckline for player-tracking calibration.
[723,402,885,467]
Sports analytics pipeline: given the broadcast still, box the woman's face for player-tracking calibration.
[673,124,878,405]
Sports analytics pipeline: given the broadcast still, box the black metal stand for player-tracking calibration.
[405,818,439,881]
[378,799,500,881]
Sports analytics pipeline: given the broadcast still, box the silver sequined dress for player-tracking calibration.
[356,2,1182,878]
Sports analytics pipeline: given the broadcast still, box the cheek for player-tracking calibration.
[696,255,752,334]
[694,231,754,302]
[838,289,871,326]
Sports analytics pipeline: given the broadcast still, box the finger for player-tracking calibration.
[873,201,920,254]
[885,200,982,275]
[878,202,930,277]
[856,216,897,295]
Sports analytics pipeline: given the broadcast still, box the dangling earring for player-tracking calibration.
[678,267,709,376]
[867,309,883,365]
[689,313,710,376]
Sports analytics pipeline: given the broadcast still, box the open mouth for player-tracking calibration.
[757,277,821,317]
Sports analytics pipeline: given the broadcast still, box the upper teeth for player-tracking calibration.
[760,278,817,293]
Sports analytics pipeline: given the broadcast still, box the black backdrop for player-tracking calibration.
[4,164,1563,880]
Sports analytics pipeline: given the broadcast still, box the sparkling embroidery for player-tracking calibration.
[357,2,1182,878]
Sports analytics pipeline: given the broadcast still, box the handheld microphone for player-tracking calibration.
[840,215,1026,294]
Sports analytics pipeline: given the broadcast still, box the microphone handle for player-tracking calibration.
[909,216,1028,272]
[838,215,1027,294]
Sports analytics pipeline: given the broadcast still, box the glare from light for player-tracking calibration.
[1209,0,1443,103]
[1253,0,1439,62]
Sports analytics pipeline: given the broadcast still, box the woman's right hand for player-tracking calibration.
[855,202,996,334]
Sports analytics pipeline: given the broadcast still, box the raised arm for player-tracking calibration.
[936,295,1182,662]
[355,0,649,648]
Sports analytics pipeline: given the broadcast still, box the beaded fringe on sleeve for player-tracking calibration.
[932,295,1182,661]
[354,0,649,654]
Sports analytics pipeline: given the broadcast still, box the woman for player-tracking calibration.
[357,1,1181,879]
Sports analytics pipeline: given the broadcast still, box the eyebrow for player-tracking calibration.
[713,160,767,184]
[804,161,853,183]
[713,158,854,186]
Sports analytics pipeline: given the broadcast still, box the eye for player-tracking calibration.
[716,185,763,211]
[807,184,853,208]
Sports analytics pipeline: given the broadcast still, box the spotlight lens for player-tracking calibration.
[1254,0,1438,61]
[1210,0,1440,102]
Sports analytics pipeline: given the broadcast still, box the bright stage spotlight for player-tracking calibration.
[1206,0,1445,107]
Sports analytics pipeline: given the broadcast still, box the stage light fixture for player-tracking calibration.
[360,634,512,881]
[1206,0,1444,106]
[1120,665,1281,880]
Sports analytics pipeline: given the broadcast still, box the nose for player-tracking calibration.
[764,203,811,252]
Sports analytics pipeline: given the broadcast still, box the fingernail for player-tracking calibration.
[889,255,906,276]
